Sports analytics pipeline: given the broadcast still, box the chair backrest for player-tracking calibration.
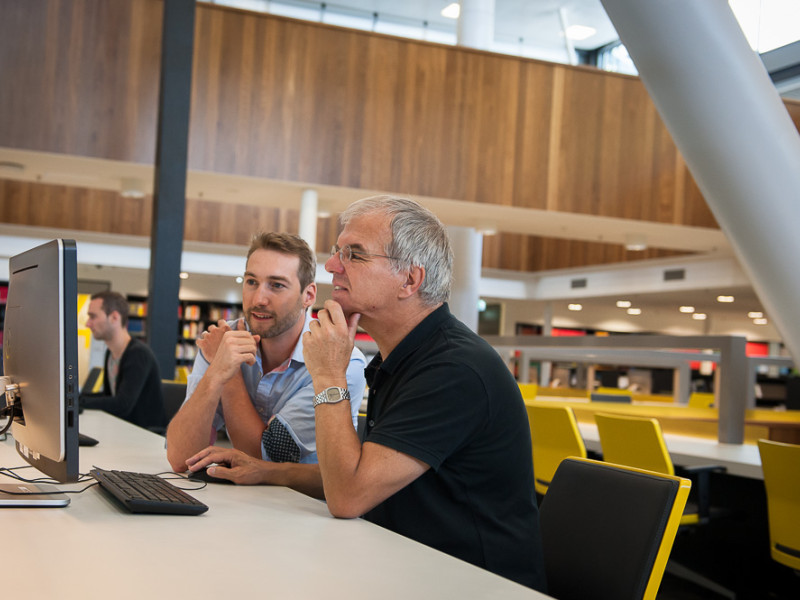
[688,392,715,408]
[81,366,104,393]
[161,379,188,424]
[757,439,800,571]
[595,412,675,476]
[526,404,586,495]
[539,457,690,600]
[517,382,539,400]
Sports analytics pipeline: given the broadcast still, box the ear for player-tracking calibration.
[398,265,425,299]
[302,282,317,308]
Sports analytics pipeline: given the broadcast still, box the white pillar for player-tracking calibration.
[447,225,483,332]
[540,301,553,387]
[457,0,495,50]
[298,189,318,253]
[600,0,800,365]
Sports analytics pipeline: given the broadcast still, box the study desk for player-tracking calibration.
[0,412,549,600]
[578,421,764,480]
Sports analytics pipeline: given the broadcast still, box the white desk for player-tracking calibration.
[578,422,764,480]
[1,412,550,600]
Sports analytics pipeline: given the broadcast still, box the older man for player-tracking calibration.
[303,196,546,591]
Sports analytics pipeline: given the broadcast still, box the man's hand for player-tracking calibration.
[204,320,261,383]
[186,446,271,485]
[302,300,360,385]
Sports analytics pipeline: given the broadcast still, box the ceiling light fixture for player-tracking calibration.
[624,233,647,251]
[441,3,460,19]
[568,303,582,311]
[748,311,763,319]
[616,300,631,308]
[679,306,695,313]
[120,177,146,198]
[754,318,768,325]
[235,276,243,284]
[627,308,641,315]
[692,313,707,320]
[716,295,735,303]
[565,24,596,41]
[179,272,189,280]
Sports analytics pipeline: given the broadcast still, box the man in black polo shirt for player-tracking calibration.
[303,195,546,592]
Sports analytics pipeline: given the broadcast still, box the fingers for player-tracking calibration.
[236,318,246,331]
[186,446,230,470]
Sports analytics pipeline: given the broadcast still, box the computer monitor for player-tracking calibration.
[1,239,80,483]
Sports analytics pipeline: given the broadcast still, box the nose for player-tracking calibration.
[254,283,273,304]
[326,252,343,274]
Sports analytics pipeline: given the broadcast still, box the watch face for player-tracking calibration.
[327,388,343,402]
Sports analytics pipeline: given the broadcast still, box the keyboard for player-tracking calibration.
[90,468,208,515]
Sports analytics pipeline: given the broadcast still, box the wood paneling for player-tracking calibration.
[3,1,799,272]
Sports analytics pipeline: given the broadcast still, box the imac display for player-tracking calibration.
[2,239,79,483]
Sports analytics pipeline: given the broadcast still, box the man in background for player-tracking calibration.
[167,232,366,496]
[80,291,166,430]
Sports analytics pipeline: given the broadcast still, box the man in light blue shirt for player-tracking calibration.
[166,232,366,493]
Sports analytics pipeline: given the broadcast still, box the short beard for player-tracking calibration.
[246,300,305,339]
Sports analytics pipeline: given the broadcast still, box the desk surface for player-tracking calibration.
[1,412,549,600]
[578,421,764,480]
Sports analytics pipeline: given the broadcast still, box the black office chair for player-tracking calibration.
[539,457,690,600]
[151,379,187,436]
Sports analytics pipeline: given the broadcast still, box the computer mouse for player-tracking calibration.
[186,466,235,485]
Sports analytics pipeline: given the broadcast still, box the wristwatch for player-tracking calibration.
[313,386,351,408]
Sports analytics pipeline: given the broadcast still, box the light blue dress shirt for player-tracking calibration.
[185,313,367,464]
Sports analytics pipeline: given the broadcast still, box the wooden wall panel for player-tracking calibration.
[3,1,799,273]
[0,0,162,162]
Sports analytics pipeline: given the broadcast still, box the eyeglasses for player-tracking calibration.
[330,244,399,263]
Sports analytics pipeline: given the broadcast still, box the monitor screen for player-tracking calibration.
[2,239,79,483]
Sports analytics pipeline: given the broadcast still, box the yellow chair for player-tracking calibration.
[594,412,723,526]
[539,457,690,600]
[517,382,538,400]
[526,404,586,496]
[688,392,715,408]
[757,439,800,572]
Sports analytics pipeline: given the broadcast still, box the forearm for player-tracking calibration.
[313,385,372,517]
[268,463,325,499]
[219,374,266,458]
[166,373,225,471]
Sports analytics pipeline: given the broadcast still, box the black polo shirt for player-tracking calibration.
[362,304,546,592]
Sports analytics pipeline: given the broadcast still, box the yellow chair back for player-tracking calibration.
[527,404,586,496]
[757,439,800,571]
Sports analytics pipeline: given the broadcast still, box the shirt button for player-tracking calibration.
[368,420,375,427]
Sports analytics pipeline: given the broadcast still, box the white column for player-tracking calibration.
[540,301,553,387]
[600,0,800,365]
[298,189,318,253]
[447,225,483,332]
[457,0,495,50]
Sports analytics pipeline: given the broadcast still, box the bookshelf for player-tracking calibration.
[127,296,243,369]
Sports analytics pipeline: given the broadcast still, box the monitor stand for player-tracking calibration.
[0,483,70,508]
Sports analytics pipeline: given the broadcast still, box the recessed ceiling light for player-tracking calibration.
[179,272,189,280]
[235,276,243,284]
[692,313,707,320]
[627,308,641,315]
[441,3,460,19]
[565,24,596,41]
[748,311,763,319]
[679,306,695,313]
[754,318,768,325]
[616,300,631,308]
[568,303,582,311]
[716,295,734,303]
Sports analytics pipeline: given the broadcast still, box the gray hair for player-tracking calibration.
[340,195,453,305]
